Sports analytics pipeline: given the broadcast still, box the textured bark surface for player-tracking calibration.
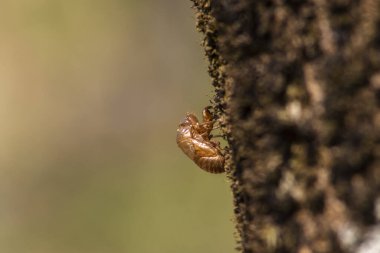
[191,0,380,252]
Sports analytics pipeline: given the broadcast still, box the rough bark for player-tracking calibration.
[191,0,380,252]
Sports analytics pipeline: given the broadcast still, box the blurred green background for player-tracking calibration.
[0,1,235,253]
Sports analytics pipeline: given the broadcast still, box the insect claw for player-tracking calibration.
[211,140,220,146]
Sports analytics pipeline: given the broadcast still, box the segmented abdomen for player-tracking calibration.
[195,155,224,173]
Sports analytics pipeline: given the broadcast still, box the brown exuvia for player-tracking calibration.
[176,106,225,173]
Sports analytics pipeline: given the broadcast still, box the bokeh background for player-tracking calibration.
[0,1,235,253]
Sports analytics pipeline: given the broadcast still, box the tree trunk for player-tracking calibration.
[191,0,380,252]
